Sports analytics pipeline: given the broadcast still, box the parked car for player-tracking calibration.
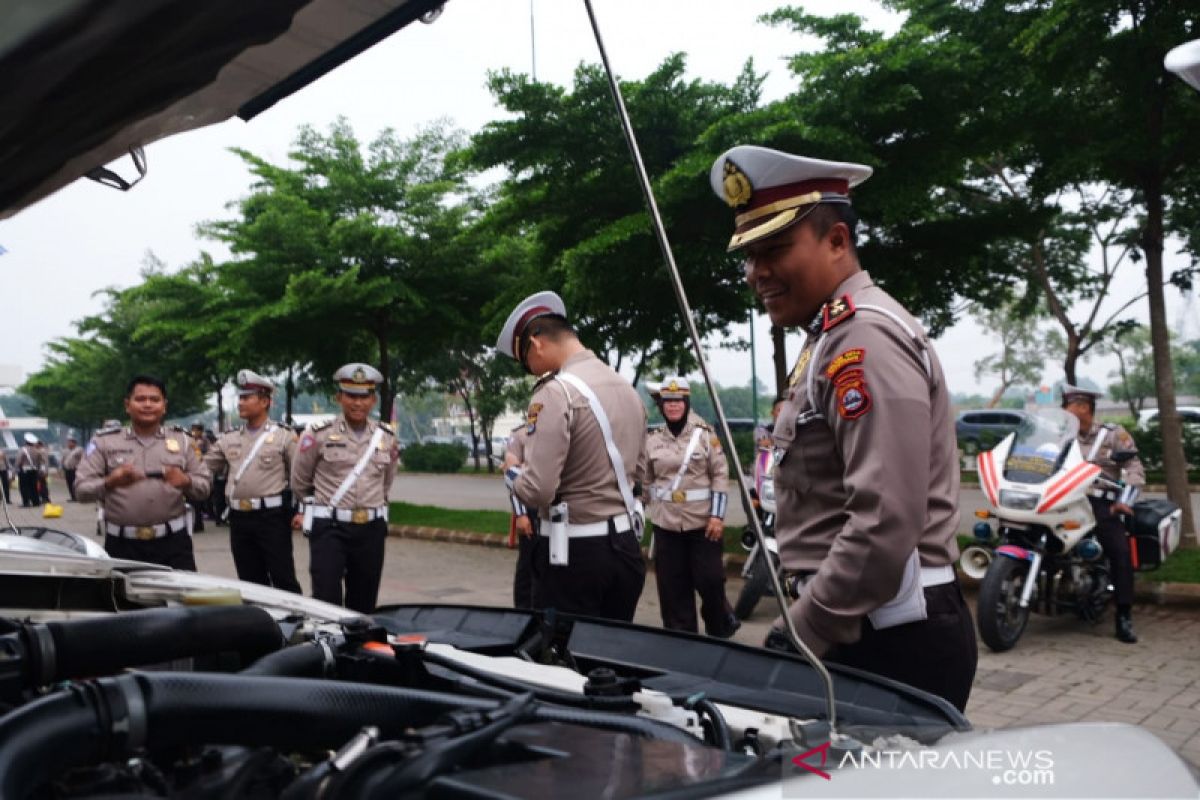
[955,409,1031,453]
[1136,406,1200,430]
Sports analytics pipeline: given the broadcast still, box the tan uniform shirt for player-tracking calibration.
[205,423,298,503]
[16,446,37,472]
[639,412,728,531]
[513,350,646,524]
[62,446,84,471]
[75,427,213,526]
[773,269,960,653]
[1078,421,1146,489]
[0,450,8,471]
[290,416,398,508]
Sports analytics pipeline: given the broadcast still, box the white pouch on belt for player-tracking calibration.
[548,502,569,566]
[867,550,928,630]
[302,499,315,534]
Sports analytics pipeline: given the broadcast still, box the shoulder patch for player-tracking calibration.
[526,402,543,434]
[821,295,856,332]
[824,347,865,380]
[709,435,722,451]
[834,369,872,420]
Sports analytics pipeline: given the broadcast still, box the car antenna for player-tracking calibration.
[580,0,844,745]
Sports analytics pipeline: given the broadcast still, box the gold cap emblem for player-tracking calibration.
[353,367,367,382]
[722,159,752,208]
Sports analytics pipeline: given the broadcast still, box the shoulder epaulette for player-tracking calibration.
[97,427,122,437]
[378,422,395,436]
[533,369,559,390]
[310,419,333,432]
[170,425,189,434]
[821,295,856,333]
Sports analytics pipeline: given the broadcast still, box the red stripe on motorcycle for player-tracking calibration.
[1037,463,1101,513]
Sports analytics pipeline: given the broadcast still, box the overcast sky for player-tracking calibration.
[1,0,1195,403]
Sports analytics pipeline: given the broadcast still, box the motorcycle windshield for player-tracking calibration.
[1002,408,1080,484]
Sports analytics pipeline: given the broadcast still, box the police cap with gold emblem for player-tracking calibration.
[236,369,274,397]
[709,145,872,252]
[655,376,690,400]
[334,363,383,396]
[496,290,568,360]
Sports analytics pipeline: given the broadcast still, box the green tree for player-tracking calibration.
[972,302,1052,408]
[469,55,762,380]
[202,118,486,422]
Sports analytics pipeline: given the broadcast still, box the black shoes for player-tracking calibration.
[710,614,742,640]
[763,627,798,654]
[1115,611,1138,644]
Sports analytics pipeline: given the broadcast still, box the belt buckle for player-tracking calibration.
[351,508,369,524]
[239,499,254,511]
[671,489,686,503]
[134,526,156,541]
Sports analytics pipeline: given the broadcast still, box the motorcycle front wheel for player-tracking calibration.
[734,550,777,620]
[978,556,1032,652]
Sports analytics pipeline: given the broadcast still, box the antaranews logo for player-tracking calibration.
[786,742,1057,797]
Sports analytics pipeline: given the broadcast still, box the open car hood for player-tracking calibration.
[0,0,446,218]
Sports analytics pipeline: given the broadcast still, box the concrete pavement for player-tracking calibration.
[4,496,1199,770]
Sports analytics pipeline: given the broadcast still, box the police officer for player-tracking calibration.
[497,291,647,622]
[1061,384,1145,643]
[16,433,41,507]
[61,435,83,501]
[504,422,538,608]
[75,375,212,570]
[206,370,301,593]
[640,377,737,637]
[0,446,10,505]
[188,423,209,531]
[711,145,976,711]
[290,363,398,613]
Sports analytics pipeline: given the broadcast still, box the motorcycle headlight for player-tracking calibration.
[999,489,1039,510]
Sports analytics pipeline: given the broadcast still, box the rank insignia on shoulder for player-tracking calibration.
[526,402,543,434]
[379,422,395,436]
[834,369,871,420]
[821,295,856,332]
[824,347,865,380]
[310,420,332,432]
[533,370,558,390]
[710,435,722,451]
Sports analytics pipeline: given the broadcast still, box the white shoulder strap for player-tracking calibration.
[229,423,275,496]
[329,427,386,507]
[1087,425,1111,462]
[669,427,706,492]
[555,372,636,517]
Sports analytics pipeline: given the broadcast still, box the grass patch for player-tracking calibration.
[389,502,511,535]
[389,501,752,555]
[1140,547,1200,584]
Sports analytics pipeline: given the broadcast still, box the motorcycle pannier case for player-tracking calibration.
[1128,498,1183,571]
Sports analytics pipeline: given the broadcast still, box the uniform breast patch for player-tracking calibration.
[834,369,871,420]
[526,403,543,434]
[824,348,865,380]
[299,434,315,452]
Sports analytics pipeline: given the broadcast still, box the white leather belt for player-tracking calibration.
[650,487,712,503]
[105,514,188,540]
[229,494,285,512]
[920,565,955,587]
[1089,488,1119,501]
[540,514,633,538]
[311,505,388,524]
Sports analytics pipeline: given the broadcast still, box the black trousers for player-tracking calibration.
[1090,497,1134,607]
[104,530,196,571]
[212,477,228,522]
[309,518,387,614]
[230,506,301,593]
[823,581,978,713]
[512,516,539,609]
[653,524,732,635]
[532,523,646,622]
[0,470,10,504]
[64,469,77,501]
[17,471,39,506]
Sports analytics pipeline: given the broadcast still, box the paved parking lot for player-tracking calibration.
[5,498,1199,769]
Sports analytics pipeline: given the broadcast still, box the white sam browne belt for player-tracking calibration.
[650,487,711,502]
[539,513,634,539]
[310,505,388,524]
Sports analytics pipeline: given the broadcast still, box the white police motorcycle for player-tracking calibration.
[972,408,1181,652]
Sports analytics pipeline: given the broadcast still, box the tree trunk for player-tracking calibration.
[214,382,225,432]
[458,384,480,471]
[376,331,394,426]
[1142,186,1196,542]
[771,325,787,398]
[285,366,295,426]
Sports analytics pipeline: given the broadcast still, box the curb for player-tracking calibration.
[391,523,1200,608]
